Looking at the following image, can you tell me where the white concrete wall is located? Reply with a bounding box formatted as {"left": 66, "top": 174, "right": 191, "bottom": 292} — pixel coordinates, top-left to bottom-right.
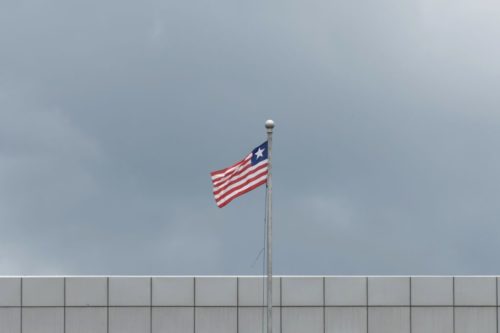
{"left": 0, "top": 276, "right": 498, "bottom": 333}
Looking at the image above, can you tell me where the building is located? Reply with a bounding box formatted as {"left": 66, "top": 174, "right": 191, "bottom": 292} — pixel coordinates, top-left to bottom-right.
{"left": 0, "top": 276, "right": 498, "bottom": 332}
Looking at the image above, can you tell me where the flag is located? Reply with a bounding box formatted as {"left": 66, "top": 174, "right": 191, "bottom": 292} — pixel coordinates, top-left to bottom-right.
{"left": 211, "top": 141, "right": 269, "bottom": 208}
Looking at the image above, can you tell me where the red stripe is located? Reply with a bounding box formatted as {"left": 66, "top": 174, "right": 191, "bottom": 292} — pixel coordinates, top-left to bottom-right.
{"left": 213, "top": 160, "right": 267, "bottom": 188}
{"left": 210, "top": 155, "right": 251, "bottom": 177}
{"left": 215, "top": 172, "right": 268, "bottom": 202}
{"left": 216, "top": 179, "right": 267, "bottom": 208}
{"left": 213, "top": 163, "right": 268, "bottom": 196}
{"left": 212, "top": 160, "right": 253, "bottom": 187}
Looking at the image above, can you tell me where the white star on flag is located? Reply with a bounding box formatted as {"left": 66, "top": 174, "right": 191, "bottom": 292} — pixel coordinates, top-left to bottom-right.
{"left": 254, "top": 147, "right": 265, "bottom": 159}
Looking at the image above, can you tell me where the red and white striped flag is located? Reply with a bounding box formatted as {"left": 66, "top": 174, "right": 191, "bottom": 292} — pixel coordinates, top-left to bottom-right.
{"left": 211, "top": 142, "right": 269, "bottom": 208}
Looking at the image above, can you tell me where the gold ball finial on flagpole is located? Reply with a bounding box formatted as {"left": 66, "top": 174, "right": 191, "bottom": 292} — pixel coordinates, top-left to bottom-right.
{"left": 265, "top": 119, "right": 275, "bottom": 130}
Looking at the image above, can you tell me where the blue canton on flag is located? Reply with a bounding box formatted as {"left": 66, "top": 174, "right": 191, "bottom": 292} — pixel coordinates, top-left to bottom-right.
{"left": 251, "top": 141, "right": 268, "bottom": 166}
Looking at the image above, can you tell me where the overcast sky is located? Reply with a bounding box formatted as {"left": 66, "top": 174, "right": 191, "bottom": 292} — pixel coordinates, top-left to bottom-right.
{"left": 1, "top": 0, "right": 500, "bottom": 275}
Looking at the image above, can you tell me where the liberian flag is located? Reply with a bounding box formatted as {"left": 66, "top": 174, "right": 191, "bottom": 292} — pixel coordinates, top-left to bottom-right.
{"left": 211, "top": 142, "right": 269, "bottom": 208}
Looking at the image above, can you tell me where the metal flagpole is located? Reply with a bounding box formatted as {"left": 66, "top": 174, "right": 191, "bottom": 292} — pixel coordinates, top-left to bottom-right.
{"left": 265, "top": 119, "right": 274, "bottom": 333}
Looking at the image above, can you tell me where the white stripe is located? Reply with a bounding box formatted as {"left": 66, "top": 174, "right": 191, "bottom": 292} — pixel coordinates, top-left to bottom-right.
{"left": 211, "top": 154, "right": 252, "bottom": 180}
{"left": 214, "top": 167, "right": 268, "bottom": 199}
{"left": 213, "top": 159, "right": 268, "bottom": 189}
{"left": 212, "top": 160, "right": 252, "bottom": 186}
{"left": 216, "top": 174, "right": 268, "bottom": 205}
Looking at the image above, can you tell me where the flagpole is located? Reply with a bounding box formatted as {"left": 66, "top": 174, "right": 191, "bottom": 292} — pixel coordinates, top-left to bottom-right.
{"left": 265, "top": 119, "right": 274, "bottom": 333}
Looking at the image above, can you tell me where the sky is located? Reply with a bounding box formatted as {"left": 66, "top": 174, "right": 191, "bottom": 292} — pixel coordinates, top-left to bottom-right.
{"left": 1, "top": 0, "right": 500, "bottom": 275}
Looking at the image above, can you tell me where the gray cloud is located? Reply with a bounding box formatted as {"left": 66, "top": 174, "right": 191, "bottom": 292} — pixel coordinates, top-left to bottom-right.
{"left": 1, "top": 0, "right": 500, "bottom": 275}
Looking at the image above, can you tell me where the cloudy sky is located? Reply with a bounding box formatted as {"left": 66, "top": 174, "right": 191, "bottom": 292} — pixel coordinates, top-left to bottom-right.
{"left": 1, "top": 0, "right": 500, "bottom": 275}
